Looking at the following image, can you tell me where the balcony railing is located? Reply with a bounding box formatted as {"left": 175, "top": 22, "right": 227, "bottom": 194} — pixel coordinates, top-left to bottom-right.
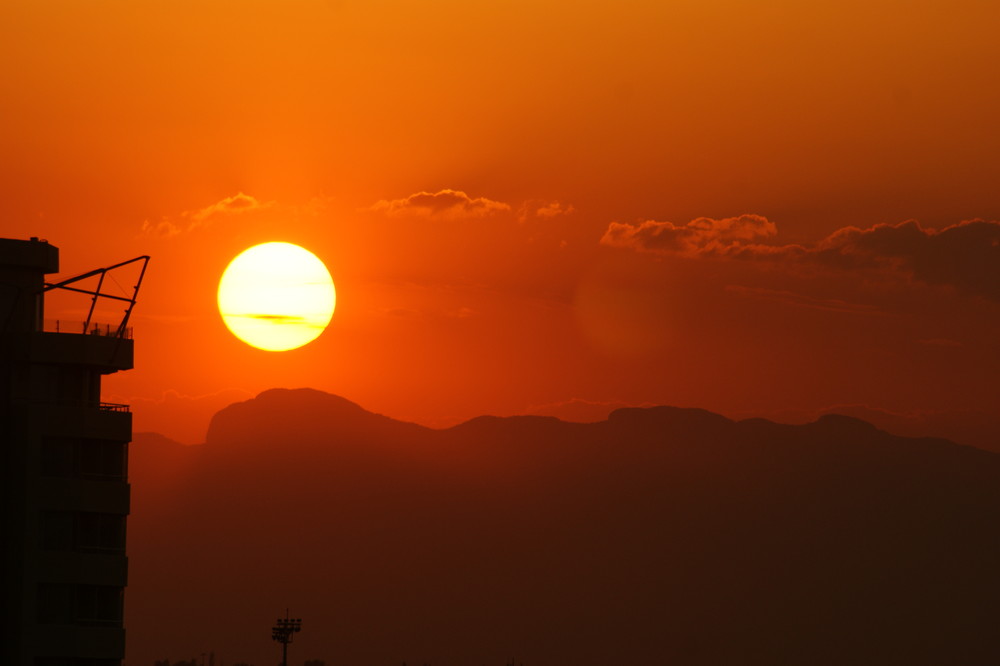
{"left": 42, "top": 320, "right": 133, "bottom": 339}
{"left": 24, "top": 399, "right": 131, "bottom": 413}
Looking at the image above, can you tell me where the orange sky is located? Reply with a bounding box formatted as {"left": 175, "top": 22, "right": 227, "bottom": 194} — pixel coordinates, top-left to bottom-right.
{"left": 2, "top": 0, "right": 998, "bottom": 445}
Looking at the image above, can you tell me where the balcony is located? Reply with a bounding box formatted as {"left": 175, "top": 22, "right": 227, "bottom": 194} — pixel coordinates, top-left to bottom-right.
{"left": 27, "top": 401, "right": 133, "bottom": 442}
{"left": 2, "top": 328, "right": 136, "bottom": 372}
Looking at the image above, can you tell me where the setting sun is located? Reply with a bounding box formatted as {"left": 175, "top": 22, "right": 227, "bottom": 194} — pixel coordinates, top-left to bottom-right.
{"left": 217, "top": 242, "right": 336, "bottom": 351}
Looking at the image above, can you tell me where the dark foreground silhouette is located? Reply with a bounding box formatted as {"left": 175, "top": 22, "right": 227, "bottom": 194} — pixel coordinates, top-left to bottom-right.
{"left": 128, "top": 389, "right": 1000, "bottom": 665}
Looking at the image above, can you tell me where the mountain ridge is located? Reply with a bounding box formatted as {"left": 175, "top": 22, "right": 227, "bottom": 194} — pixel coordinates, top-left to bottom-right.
{"left": 126, "top": 388, "right": 1000, "bottom": 666}
{"left": 194, "top": 386, "right": 967, "bottom": 449}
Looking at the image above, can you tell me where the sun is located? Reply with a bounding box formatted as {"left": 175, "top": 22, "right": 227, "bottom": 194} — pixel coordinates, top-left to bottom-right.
{"left": 217, "top": 242, "right": 336, "bottom": 351}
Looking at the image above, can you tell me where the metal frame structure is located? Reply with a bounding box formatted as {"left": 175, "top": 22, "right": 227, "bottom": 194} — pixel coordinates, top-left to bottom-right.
{"left": 42, "top": 255, "right": 150, "bottom": 339}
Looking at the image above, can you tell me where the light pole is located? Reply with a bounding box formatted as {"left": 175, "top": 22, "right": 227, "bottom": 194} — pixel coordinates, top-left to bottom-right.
{"left": 271, "top": 610, "right": 302, "bottom": 666}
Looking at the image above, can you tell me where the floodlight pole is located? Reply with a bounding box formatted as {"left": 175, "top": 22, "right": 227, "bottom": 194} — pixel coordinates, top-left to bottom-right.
{"left": 271, "top": 609, "right": 302, "bottom": 666}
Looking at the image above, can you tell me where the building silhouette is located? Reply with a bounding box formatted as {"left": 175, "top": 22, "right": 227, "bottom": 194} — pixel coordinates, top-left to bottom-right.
{"left": 1, "top": 237, "right": 147, "bottom": 666}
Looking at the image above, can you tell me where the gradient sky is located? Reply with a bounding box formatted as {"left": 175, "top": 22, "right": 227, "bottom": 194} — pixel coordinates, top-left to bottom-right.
{"left": 2, "top": 0, "right": 998, "bottom": 445}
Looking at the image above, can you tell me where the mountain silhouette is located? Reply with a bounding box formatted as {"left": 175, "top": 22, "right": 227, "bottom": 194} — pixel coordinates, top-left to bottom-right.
{"left": 127, "top": 389, "right": 1000, "bottom": 665}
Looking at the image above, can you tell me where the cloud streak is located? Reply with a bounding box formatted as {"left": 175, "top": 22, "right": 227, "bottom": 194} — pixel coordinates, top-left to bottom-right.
{"left": 725, "top": 285, "right": 885, "bottom": 315}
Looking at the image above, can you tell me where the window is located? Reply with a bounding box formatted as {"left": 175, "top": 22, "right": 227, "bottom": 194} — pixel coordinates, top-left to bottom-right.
{"left": 40, "top": 438, "right": 76, "bottom": 478}
{"left": 40, "top": 511, "right": 75, "bottom": 550}
{"left": 79, "top": 441, "right": 127, "bottom": 480}
{"left": 75, "top": 585, "right": 123, "bottom": 626}
{"left": 35, "top": 658, "right": 120, "bottom": 666}
{"left": 40, "top": 438, "right": 127, "bottom": 481}
{"left": 38, "top": 583, "right": 125, "bottom": 627}
{"left": 36, "top": 583, "right": 74, "bottom": 624}
{"left": 77, "top": 512, "right": 126, "bottom": 552}
{"left": 56, "top": 366, "right": 98, "bottom": 404}
{"left": 40, "top": 511, "right": 126, "bottom": 552}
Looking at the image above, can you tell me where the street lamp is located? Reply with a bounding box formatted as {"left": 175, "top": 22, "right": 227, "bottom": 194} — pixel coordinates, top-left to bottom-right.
{"left": 271, "top": 611, "right": 302, "bottom": 666}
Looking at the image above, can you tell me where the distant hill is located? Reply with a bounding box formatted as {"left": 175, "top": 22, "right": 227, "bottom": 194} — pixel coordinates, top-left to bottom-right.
{"left": 127, "top": 389, "right": 1000, "bottom": 666}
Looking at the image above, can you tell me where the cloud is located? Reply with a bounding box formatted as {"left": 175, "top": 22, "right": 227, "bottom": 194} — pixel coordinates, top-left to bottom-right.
{"left": 141, "top": 219, "right": 184, "bottom": 238}
{"left": 535, "top": 201, "right": 573, "bottom": 218}
{"left": 189, "top": 192, "right": 268, "bottom": 222}
{"left": 370, "top": 189, "right": 511, "bottom": 219}
{"left": 809, "top": 219, "right": 1000, "bottom": 299}
{"left": 603, "top": 215, "right": 1000, "bottom": 300}
{"left": 601, "top": 214, "right": 777, "bottom": 257}
{"left": 517, "top": 200, "right": 574, "bottom": 223}
{"left": 231, "top": 314, "right": 307, "bottom": 322}
{"left": 141, "top": 192, "right": 271, "bottom": 236}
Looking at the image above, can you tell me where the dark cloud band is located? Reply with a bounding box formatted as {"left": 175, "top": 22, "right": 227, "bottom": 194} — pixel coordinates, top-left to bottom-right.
{"left": 603, "top": 216, "right": 1000, "bottom": 300}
